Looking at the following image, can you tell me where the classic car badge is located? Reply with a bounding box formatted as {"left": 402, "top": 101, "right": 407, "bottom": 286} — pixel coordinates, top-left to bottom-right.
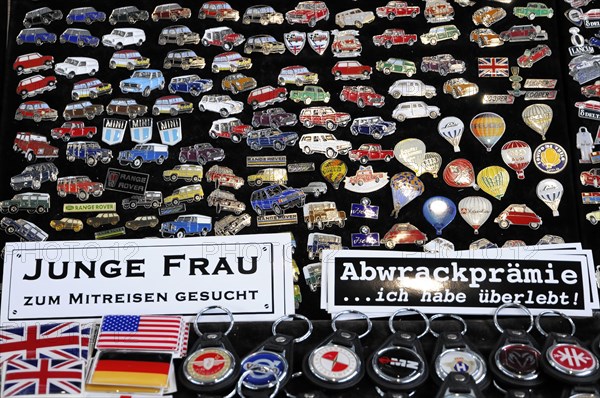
{"left": 344, "top": 165, "right": 389, "bottom": 193}
{"left": 533, "top": 142, "right": 568, "bottom": 174}
{"left": 102, "top": 118, "right": 127, "bottom": 146}
{"left": 307, "top": 30, "right": 330, "bottom": 55}
{"left": 284, "top": 31, "right": 306, "bottom": 55}
{"left": 130, "top": 117, "right": 153, "bottom": 144}
{"left": 157, "top": 117, "right": 182, "bottom": 146}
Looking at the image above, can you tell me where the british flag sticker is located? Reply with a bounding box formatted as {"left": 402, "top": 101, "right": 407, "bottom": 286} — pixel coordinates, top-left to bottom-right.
{"left": 478, "top": 57, "right": 509, "bottom": 78}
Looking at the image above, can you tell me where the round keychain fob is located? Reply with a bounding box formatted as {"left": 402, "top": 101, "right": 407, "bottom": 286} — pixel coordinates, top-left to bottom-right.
{"left": 303, "top": 310, "right": 372, "bottom": 390}
{"left": 178, "top": 306, "right": 240, "bottom": 394}
{"left": 536, "top": 311, "right": 600, "bottom": 385}
{"left": 430, "top": 314, "right": 490, "bottom": 390}
{"left": 561, "top": 385, "right": 600, "bottom": 398}
{"left": 367, "top": 308, "right": 430, "bottom": 394}
{"left": 489, "top": 303, "right": 544, "bottom": 393}
{"left": 239, "top": 314, "right": 312, "bottom": 396}
{"left": 435, "top": 372, "right": 485, "bottom": 398}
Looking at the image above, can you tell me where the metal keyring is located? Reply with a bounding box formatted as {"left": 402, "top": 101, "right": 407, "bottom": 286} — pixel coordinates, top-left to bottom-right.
{"left": 493, "top": 303, "right": 534, "bottom": 334}
{"left": 534, "top": 310, "right": 576, "bottom": 337}
{"left": 236, "top": 364, "right": 281, "bottom": 398}
{"left": 429, "top": 314, "right": 467, "bottom": 338}
{"left": 331, "top": 310, "right": 372, "bottom": 339}
{"left": 271, "top": 314, "right": 313, "bottom": 343}
{"left": 193, "top": 305, "right": 234, "bottom": 337}
{"left": 388, "top": 308, "right": 430, "bottom": 338}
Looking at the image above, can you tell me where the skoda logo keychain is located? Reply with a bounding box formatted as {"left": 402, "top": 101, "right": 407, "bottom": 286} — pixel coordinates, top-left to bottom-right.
{"left": 178, "top": 306, "right": 240, "bottom": 395}
{"left": 367, "top": 308, "right": 430, "bottom": 394}
{"left": 303, "top": 310, "right": 372, "bottom": 390}
{"left": 489, "top": 303, "right": 544, "bottom": 393}
{"left": 434, "top": 372, "right": 485, "bottom": 398}
{"left": 239, "top": 314, "right": 313, "bottom": 396}
{"left": 536, "top": 310, "right": 600, "bottom": 385}
{"left": 430, "top": 314, "right": 490, "bottom": 390}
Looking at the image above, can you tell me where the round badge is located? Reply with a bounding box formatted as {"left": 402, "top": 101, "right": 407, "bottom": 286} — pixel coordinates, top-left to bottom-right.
{"left": 547, "top": 343, "right": 599, "bottom": 377}
{"left": 494, "top": 343, "right": 541, "bottom": 380}
{"left": 533, "top": 142, "right": 568, "bottom": 174}
{"left": 435, "top": 349, "right": 486, "bottom": 384}
{"left": 183, "top": 347, "right": 235, "bottom": 386}
{"left": 308, "top": 344, "right": 360, "bottom": 384}
{"left": 372, "top": 346, "right": 425, "bottom": 384}
{"left": 240, "top": 351, "right": 287, "bottom": 390}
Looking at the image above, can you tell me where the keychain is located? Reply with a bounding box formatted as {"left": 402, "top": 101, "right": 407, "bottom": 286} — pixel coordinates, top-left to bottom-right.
{"left": 239, "top": 314, "right": 312, "bottom": 396}
{"left": 178, "top": 306, "right": 239, "bottom": 395}
{"left": 536, "top": 310, "right": 600, "bottom": 385}
{"left": 430, "top": 314, "right": 490, "bottom": 390}
{"left": 435, "top": 372, "right": 484, "bottom": 398}
{"left": 303, "top": 310, "right": 372, "bottom": 390}
{"left": 367, "top": 308, "right": 430, "bottom": 394}
{"left": 489, "top": 303, "right": 544, "bottom": 393}
{"left": 236, "top": 365, "right": 282, "bottom": 398}
{"left": 561, "top": 385, "right": 600, "bottom": 398}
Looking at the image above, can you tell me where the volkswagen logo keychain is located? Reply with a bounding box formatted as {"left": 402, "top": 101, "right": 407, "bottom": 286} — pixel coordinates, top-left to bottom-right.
{"left": 489, "top": 303, "right": 544, "bottom": 394}
{"left": 536, "top": 311, "right": 600, "bottom": 385}
{"left": 303, "top": 309, "right": 372, "bottom": 390}
{"left": 239, "top": 314, "right": 313, "bottom": 396}
{"left": 367, "top": 308, "right": 430, "bottom": 395}
{"left": 429, "top": 314, "right": 490, "bottom": 390}
{"left": 178, "top": 306, "right": 240, "bottom": 395}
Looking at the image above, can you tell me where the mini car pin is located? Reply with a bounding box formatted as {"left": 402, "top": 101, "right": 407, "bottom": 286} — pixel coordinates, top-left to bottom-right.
{"left": 16, "top": 28, "right": 57, "bottom": 45}
{"left": 389, "top": 79, "right": 436, "bottom": 99}
{"left": 351, "top": 226, "right": 380, "bottom": 247}
{"left": 421, "top": 24, "right": 460, "bottom": 44}
{"left": 209, "top": 118, "right": 251, "bottom": 143}
{"left": 16, "top": 75, "right": 56, "bottom": 99}
{"left": 423, "top": 237, "right": 455, "bottom": 253}
{"left": 278, "top": 65, "right": 319, "bottom": 86}
{"left": 373, "top": 29, "right": 417, "bottom": 47}
{"left": 23, "top": 7, "right": 63, "bottom": 28}
{"left": 470, "top": 28, "right": 504, "bottom": 48}
{"left": 13, "top": 132, "right": 58, "bottom": 162}
{"left": 308, "top": 30, "right": 330, "bottom": 55}
{"left": 393, "top": 101, "right": 441, "bottom": 122}
{"left": 500, "top": 24, "right": 548, "bottom": 42}
{"left": 518, "top": 45, "right": 552, "bottom": 68}
{"left": 344, "top": 166, "right": 389, "bottom": 193}
{"left": 285, "top": 1, "right": 330, "bottom": 27}
{"left": 350, "top": 198, "right": 379, "bottom": 219}
{"left": 533, "top": 142, "right": 568, "bottom": 173}
{"left": 201, "top": 27, "right": 244, "bottom": 51}
{"left": 421, "top": 54, "right": 466, "bottom": 75}
{"left": 108, "top": 6, "right": 149, "bottom": 25}
{"left": 198, "top": 2, "right": 239, "bottom": 21}
{"left": 120, "top": 69, "right": 165, "bottom": 97}
{"left": 340, "top": 86, "right": 385, "bottom": 108}
{"left": 331, "top": 60, "right": 372, "bottom": 81}
{"left": 331, "top": 30, "right": 362, "bottom": 57}
{"left": 60, "top": 28, "right": 100, "bottom": 47}
{"left": 290, "top": 85, "right": 330, "bottom": 105}
{"left": 376, "top": 57, "right": 417, "bottom": 77}
{"left": 221, "top": 74, "right": 257, "bottom": 95}
{"left": 443, "top": 78, "right": 479, "bottom": 98}
{"left": 284, "top": 31, "right": 307, "bottom": 55}
{"left": 494, "top": 204, "right": 542, "bottom": 229}
{"left": 514, "top": 2, "right": 554, "bottom": 19}
{"left": 13, "top": 53, "right": 54, "bottom": 75}
{"left": 102, "top": 28, "right": 145, "bottom": 49}
{"left": 424, "top": 0, "right": 455, "bottom": 23}
{"left": 472, "top": 6, "right": 506, "bottom": 27}
{"left": 336, "top": 8, "right": 375, "bottom": 28}
{"left": 470, "top": 238, "right": 498, "bottom": 250}
{"left": 199, "top": 94, "right": 243, "bottom": 117}
{"left": 165, "top": 49, "right": 206, "bottom": 70}
{"left": 109, "top": 50, "right": 150, "bottom": 70}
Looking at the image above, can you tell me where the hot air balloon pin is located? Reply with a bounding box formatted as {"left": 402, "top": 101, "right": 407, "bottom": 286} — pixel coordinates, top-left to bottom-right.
{"left": 394, "top": 138, "right": 426, "bottom": 174}
{"left": 423, "top": 196, "right": 456, "bottom": 235}
{"left": 477, "top": 166, "right": 510, "bottom": 200}
{"left": 501, "top": 140, "right": 532, "bottom": 179}
{"left": 443, "top": 159, "right": 479, "bottom": 190}
{"left": 389, "top": 172, "right": 424, "bottom": 217}
{"left": 458, "top": 196, "right": 493, "bottom": 234}
{"left": 533, "top": 142, "right": 568, "bottom": 174}
{"left": 320, "top": 159, "right": 348, "bottom": 189}
{"left": 470, "top": 112, "right": 506, "bottom": 152}
{"left": 522, "top": 104, "right": 553, "bottom": 140}
{"left": 438, "top": 116, "right": 464, "bottom": 152}
{"left": 536, "top": 178, "right": 564, "bottom": 217}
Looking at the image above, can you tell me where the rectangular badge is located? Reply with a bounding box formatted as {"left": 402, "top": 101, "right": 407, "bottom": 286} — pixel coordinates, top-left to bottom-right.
{"left": 1, "top": 234, "right": 294, "bottom": 323}
{"left": 524, "top": 79, "right": 557, "bottom": 89}
{"left": 158, "top": 203, "right": 187, "bottom": 216}
{"left": 63, "top": 203, "right": 117, "bottom": 213}
{"left": 104, "top": 168, "right": 149, "bottom": 195}
{"left": 582, "top": 192, "right": 600, "bottom": 204}
{"left": 478, "top": 57, "right": 509, "bottom": 78}
{"left": 482, "top": 94, "right": 515, "bottom": 104}
{"left": 524, "top": 91, "right": 557, "bottom": 100}
{"left": 350, "top": 203, "right": 380, "bottom": 219}
{"left": 257, "top": 214, "right": 298, "bottom": 227}
{"left": 246, "top": 156, "right": 287, "bottom": 168}
{"left": 351, "top": 233, "right": 380, "bottom": 247}
{"left": 287, "top": 162, "right": 315, "bottom": 173}
{"left": 95, "top": 227, "right": 126, "bottom": 240}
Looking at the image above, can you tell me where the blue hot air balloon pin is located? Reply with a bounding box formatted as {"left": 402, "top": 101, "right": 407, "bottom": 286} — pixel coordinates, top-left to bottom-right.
{"left": 390, "top": 172, "right": 424, "bottom": 218}
{"left": 423, "top": 196, "right": 456, "bottom": 235}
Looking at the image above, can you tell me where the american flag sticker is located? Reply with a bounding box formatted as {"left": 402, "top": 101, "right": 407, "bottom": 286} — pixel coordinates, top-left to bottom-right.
{"left": 478, "top": 57, "right": 509, "bottom": 78}
{"left": 1, "top": 358, "right": 84, "bottom": 397}
{"left": 95, "top": 315, "right": 184, "bottom": 353}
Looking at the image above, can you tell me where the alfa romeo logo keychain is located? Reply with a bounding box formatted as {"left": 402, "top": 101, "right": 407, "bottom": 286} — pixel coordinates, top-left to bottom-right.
{"left": 178, "top": 306, "right": 239, "bottom": 395}
{"left": 489, "top": 303, "right": 544, "bottom": 394}
{"left": 536, "top": 310, "right": 600, "bottom": 385}
{"left": 239, "top": 314, "right": 313, "bottom": 396}
{"left": 303, "top": 310, "right": 372, "bottom": 390}
{"left": 367, "top": 308, "right": 430, "bottom": 394}
{"left": 430, "top": 314, "right": 490, "bottom": 390}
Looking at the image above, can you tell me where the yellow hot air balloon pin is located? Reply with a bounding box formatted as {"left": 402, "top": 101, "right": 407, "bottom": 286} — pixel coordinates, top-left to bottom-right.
{"left": 533, "top": 142, "right": 568, "bottom": 174}
{"left": 476, "top": 166, "right": 510, "bottom": 200}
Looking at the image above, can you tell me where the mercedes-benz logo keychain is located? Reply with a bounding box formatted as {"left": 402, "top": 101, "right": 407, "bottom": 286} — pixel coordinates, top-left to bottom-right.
{"left": 303, "top": 309, "right": 372, "bottom": 390}
{"left": 367, "top": 308, "right": 430, "bottom": 395}
{"left": 178, "top": 306, "right": 240, "bottom": 395}
{"left": 430, "top": 314, "right": 490, "bottom": 390}
{"left": 536, "top": 310, "right": 600, "bottom": 385}
{"left": 489, "top": 303, "right": 544, "bottom": 394}
{"left": 239, "top": 314, "right": 313, "bottom": 396}
{"left": 435, "top": 372, "right": 484, "bottom": 398}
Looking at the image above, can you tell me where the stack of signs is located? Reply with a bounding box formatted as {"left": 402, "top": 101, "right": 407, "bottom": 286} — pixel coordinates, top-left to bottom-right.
{"left": 0, "top": 322, "right": 95, "bottom": 397}
{"left": 86, "top": 315, "right": 188, "bottom": 395}
{"left": 320, "top": 243, "right": 598, "bottom": 318}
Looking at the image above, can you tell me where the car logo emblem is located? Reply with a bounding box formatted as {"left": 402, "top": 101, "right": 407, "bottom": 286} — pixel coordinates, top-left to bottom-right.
{"left": 157, "top": 118, "right": 182, "bottom": 146}
{"left": 495, "top": 343, "right": 541, "bottom": 379}
{"left": 283, "top": 31, "right": 306, "bottom": 56}
{"left": 307, "top": 30, "right": 330, "bottom": 55}
{"left": 533, "top": 142, "right": 568, "bottom": 174}
{"left": 548, "top": 343, "right": 599, "bottom": 376}
{"left": 372, "top": 347, "right": 425, "bottom": 384}
{"left": 240, "top": 351, "right": 287, "bottom": 389}
{"left": 102, "top": 118, "right": 128, "bottom": 146}
{"left": 184, "top": 347, "right": 235, "bottom": 385}
{"left": 308, "top": 344, "right": 360, "bottom": 383}
{"left": 436, "top": 349, "right": 486, "bottom": 384}
{"left": 130, "top": 118, "right": 153, "bottom": 144}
